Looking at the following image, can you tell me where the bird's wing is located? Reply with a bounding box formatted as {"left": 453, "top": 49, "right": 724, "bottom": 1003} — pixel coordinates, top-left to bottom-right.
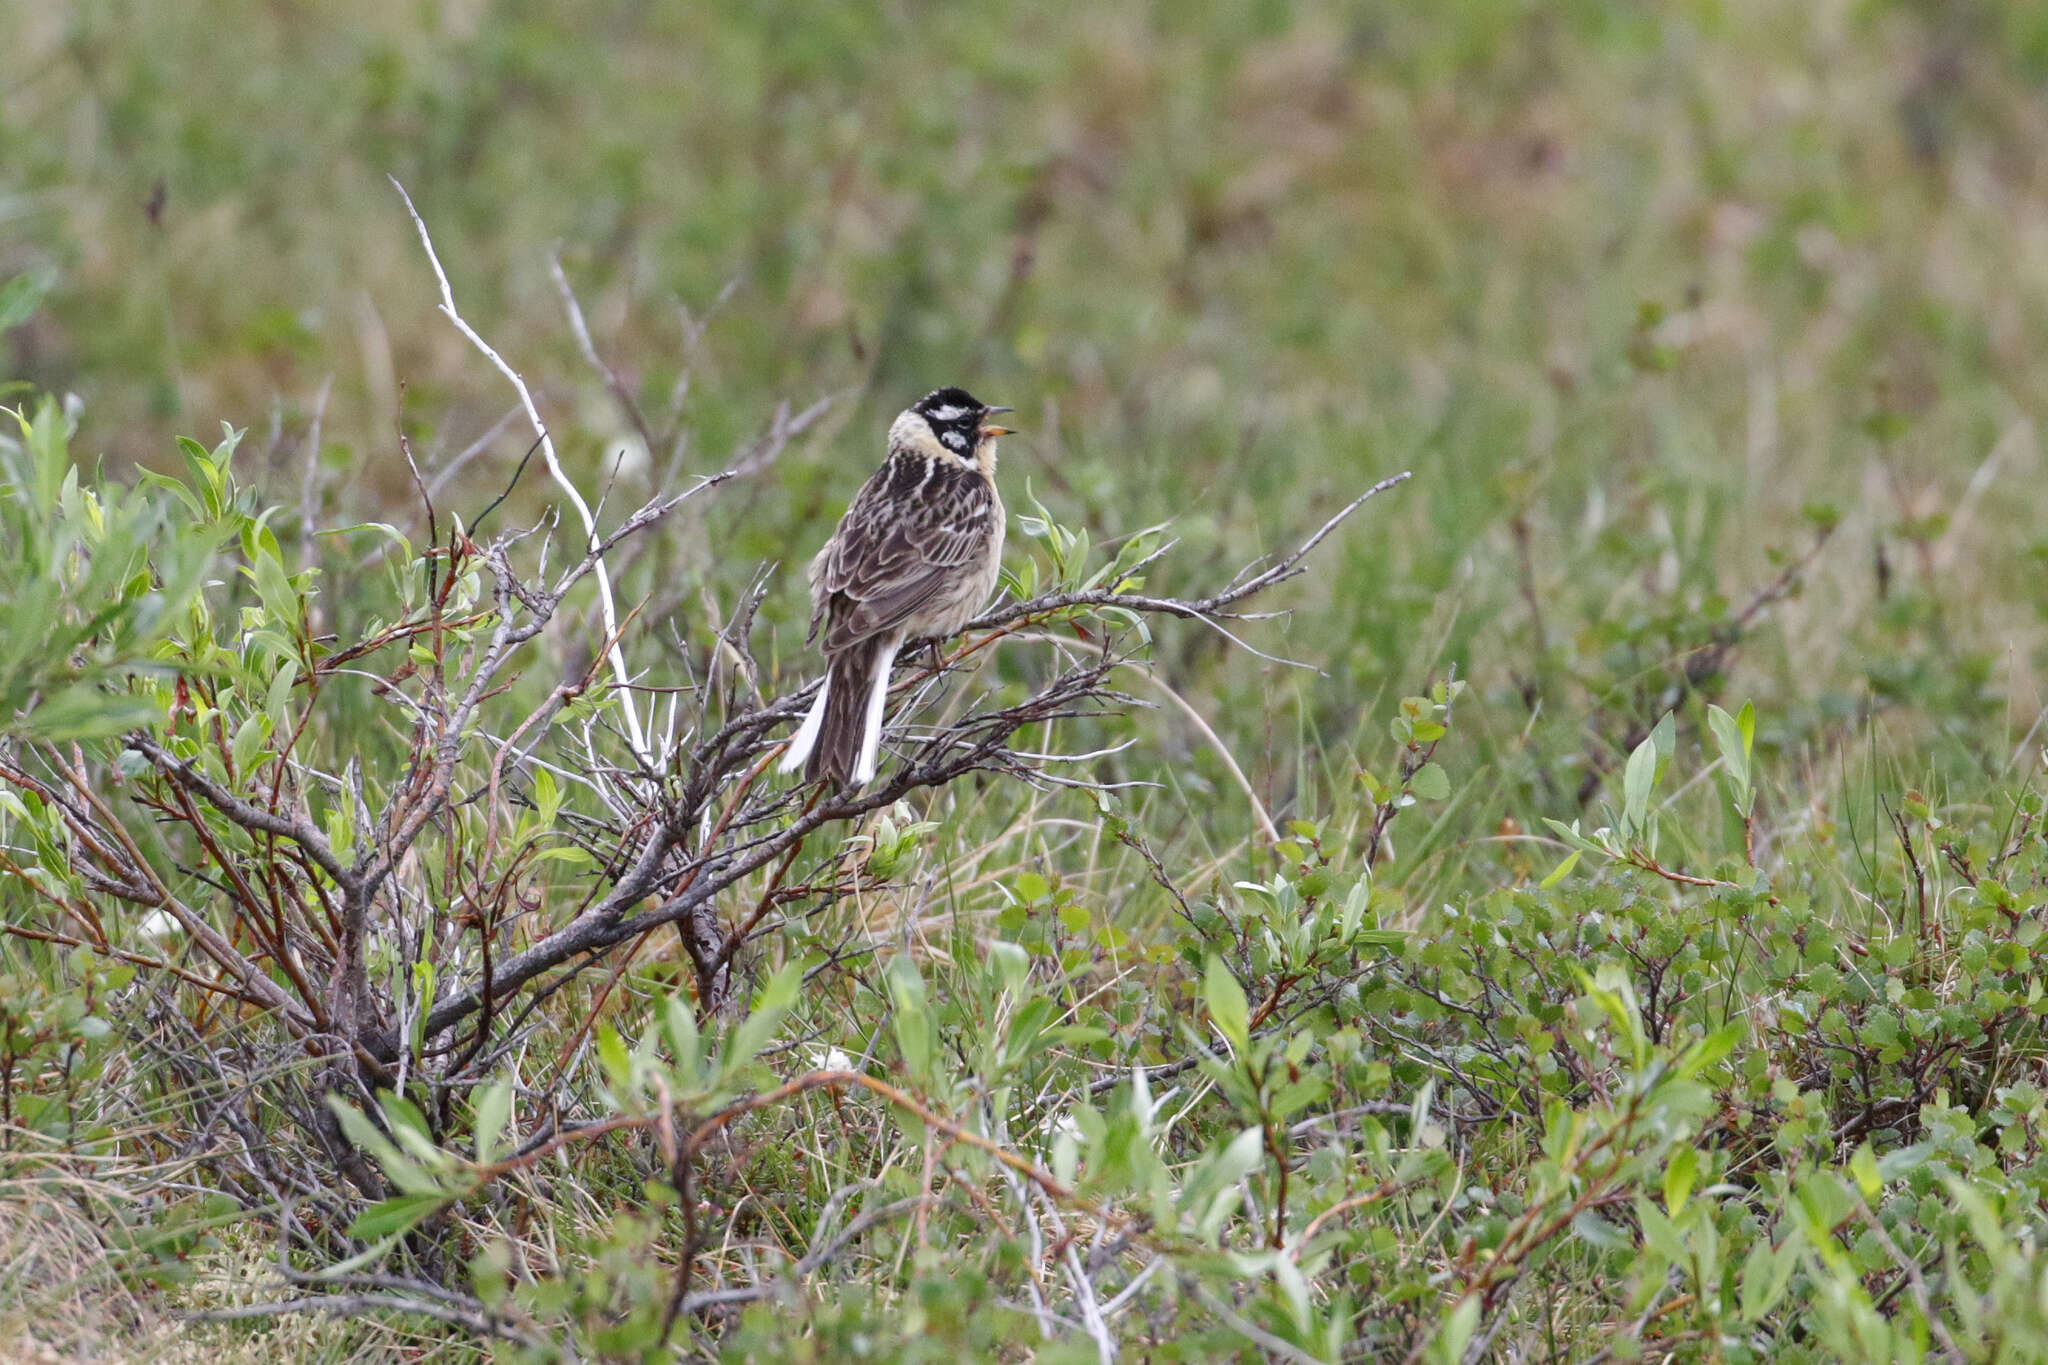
{"left": 814, "top": 457, "right": 993, "bottom": 653}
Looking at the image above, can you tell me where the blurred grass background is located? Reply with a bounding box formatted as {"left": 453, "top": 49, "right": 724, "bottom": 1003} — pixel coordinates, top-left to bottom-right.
{"left": 4, "top": 0, "right": 2048, "bottom": 826}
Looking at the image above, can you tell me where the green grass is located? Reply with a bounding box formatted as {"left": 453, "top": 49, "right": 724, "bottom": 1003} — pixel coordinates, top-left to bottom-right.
{"left": 4, "top": 0, "right": 2048, "bottom": 1360}
{"left": 10, "top": 0, "right": 2045, "bottom": 786}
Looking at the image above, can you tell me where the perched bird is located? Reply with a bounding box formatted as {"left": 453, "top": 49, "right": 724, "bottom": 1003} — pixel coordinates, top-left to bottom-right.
{"left": 780, "top": 387, "right": 1013, "bottom": 787}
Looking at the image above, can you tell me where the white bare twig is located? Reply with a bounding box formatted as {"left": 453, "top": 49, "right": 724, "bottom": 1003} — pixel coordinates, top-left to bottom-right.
{"left": 1099, "top": 1255, "right": 1166, "bottom": 1318}
{"left": 390, "top": 176, "right": 651, "bottom": 767}
{"left": 1061, "top": 1227, "right": 1116, "bottom": 1363}
{"left": 1001, "top": 1165, "right": 1059, "bottom": 1341}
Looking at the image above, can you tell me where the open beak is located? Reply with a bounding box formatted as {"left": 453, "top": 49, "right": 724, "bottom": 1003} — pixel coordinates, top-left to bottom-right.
{"left": 979, "top": 405, "right": 1017, "bottom": 438}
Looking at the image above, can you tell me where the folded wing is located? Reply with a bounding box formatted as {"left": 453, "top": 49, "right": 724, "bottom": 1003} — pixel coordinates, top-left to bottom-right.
{"left": 812, "top": 461, "right": 995, "bottom": 652}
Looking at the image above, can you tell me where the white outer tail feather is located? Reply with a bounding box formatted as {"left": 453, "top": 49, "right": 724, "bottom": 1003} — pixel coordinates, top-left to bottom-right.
{"left": 853, "top": 640, "right": 900, "bottom": 784}
{"left": 778, "top": 673, "right": 831, "bottom": 774}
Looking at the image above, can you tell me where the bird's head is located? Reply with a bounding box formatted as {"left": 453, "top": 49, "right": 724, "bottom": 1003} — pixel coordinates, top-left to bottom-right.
{"left": 889, "top": 387, "right": 1014, "bottom": 466}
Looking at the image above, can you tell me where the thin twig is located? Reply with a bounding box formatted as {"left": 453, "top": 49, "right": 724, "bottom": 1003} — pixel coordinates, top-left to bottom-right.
{"left": 391, "top": 175, "right": 652, "bottom": 766}
{"left": 182, "top": 1293, "right": 538, "bottom": 1345}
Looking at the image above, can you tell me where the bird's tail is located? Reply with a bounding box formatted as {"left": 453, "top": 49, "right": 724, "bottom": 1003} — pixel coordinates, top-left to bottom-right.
{"left": 778, "top": 638, "right": 900, "bottom": 786}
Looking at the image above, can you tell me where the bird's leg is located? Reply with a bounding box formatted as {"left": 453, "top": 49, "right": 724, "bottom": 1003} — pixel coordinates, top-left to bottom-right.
{"left": 920, "top": 638, "right": 945, "bottom": 674}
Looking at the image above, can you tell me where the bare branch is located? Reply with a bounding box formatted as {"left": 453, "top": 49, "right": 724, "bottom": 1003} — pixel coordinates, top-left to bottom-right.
{"left": 391, "top": 174, "right": 653, "bottom": 766}
{"left": 403, "top": 473, "right": 1407, "bottom": 1039}
{"left": 969, "top": 471, "right": 1410, "bottom": 634}
{"left": 182, "top": 1292, "right": 538, "bottom": 1346}
{"left": 127, "top": 734, "right": 356, "bottom": 897}
{"left": 416, "top": 661, "right": 1113, "bottom": 1040}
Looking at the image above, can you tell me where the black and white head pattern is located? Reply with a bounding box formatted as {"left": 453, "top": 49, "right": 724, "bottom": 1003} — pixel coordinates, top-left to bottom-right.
{"left": 911, "top": 387, "right": 990, "bottom": 458}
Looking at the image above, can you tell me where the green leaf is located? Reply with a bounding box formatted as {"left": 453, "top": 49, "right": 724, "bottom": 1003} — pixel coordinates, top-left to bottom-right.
{"left": 380, "top": 1093, "right": 440, "bottom": 1164}
{"left": 317, "top": 521, "right": 411, "bottom": 554}
{"left": 230, "top": 713, "right": 269, "bottom": 779}
{"left": 1943, "top": 1176, "right": 2011, "bottom": 1261}
{"left": 326, "top": 1096, "right": 398, "bottom": 1166}
{"left": 177, "top": 436, "right": 224, "bottom": 518}
{"left": 1622, "top": 728, "right": 1659, "bottom": 832}
{"left": 1577, "top": 968, "right": 1647, "bottom": 1069}
{"left": 1409, "top": 762, "right": 1451, "bottom": 801}
{"left": 1649, "top": 709, "right": 1676, "bottom": 763}
{"left": 596, "top": 1023, "right": 631, "bottom": 1090}
{"left": 472, "top": 1081, "right": 512, "bottom": 1166}
{"left": 1539, "top": 848, "right": 1582, "bottom": 889}
{"left": 1204, "top": 956, "right": 1250, "bottom": 1053}
{"left": 249, "top": 548, "right": 303, "bottom": 634}
{"left": 532, "top": 766, "right": 560, "bottom": 828}
{"left": 1706, "top": 702, "right": 1753, "bottom": 812}
{"left": 348, "top": 1192, "right": 448, "bottom": 1240}
{"left": 264, "top": 658, "right": 300, "bottom": 734}
{"left": 1196, "top": 1126, "right": 1266, "bottom": 1236}
{"left": 1636, "top": 1198, "right": 1687, "bottom": 1263}
{"left": 1432, "top": 1297, "right": 1480, "bottom": 1365}
{"left": 324, "top": 1096, "right": 440, "bottom": 1195}
{"left": 1740, "top": 1233, "right": 1801, "bottom": 1322}
{"left": 1704, "top": 703, "right": 1743, "bottom": 771}
{"left": 1673, "top": 1022, "right": 1742, "bottom": 1080}
{"left": 721, "top": 960, "right": 802, "bottom": 1079}
{"left": 1664, "top": 1144, "right": 1699, "bottom": 1217}
{"left": 1543, "top": 818, "right": 1605, "bottom": 856}
{"left": 0, "top": 269, "right": 55, "bottom": 333}
{"left": 1877, "top": 1141, "right": 1933, "bottom": 1183}
{"left": 885, "top": 956, "right": 932, "bottom": 1081}
{"left": 988, "top": 940, "right": 1030, "bottom": 996}
{"left": 664, "top": 994, "right": 702, "bottom": 1074}
{"left": 1571, "top": 1210, "right": 1632, "bottom": 1251}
